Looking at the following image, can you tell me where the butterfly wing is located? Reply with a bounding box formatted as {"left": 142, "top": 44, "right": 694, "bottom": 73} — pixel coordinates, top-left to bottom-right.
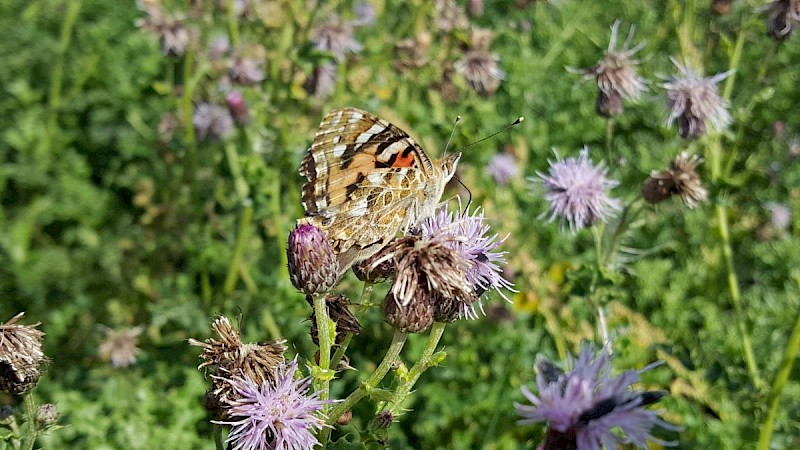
{"left": 300, "top": 108, "right": 438, "bottom": 272}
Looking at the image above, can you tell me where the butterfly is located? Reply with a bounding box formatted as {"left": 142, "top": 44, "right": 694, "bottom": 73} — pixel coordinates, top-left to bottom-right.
{"left": 299, "top": 107, "right": 461, "bottom": 278}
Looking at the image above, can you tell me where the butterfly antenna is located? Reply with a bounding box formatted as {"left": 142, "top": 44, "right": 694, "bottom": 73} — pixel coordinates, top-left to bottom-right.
{"left": 443, "top": 115, "right": 462, "bottom": 155}
{"left": 457, "top": 117, "right": 524, "bottom": 152}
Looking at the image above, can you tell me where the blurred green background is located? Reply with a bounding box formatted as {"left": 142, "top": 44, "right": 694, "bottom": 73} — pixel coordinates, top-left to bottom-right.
{"left": 1, "top": 0, "right": 799, "bottom": 448}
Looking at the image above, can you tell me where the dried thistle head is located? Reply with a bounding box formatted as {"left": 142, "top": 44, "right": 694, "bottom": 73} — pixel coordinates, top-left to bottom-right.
{"left": 570, "top": 20, "right": 646, "bottom": 117}
{"left": 764, "top": 0, "right": 800, "bottom": 41}
{"left": 353, "top": 244, "right": 396, "bottom": 283}
{"left": 434, "top": 0, "right": 469, "bottom": 32}
{"left": 308, "top": 294, "right": 361, "bottom": 345}
{"left": 383, "top": 290, "right": 435, "bottom": 333}
{"left": 641, "top": 152, "right": 707, "bottom": 208}
{"left": 98, "top": 326, "right": 144, "bottom": 369}
{"left": 0, "top": 313, "right": 46, "bottom": 395}
{"left": 189, "top": 315, "right": 287, "bottom": 418}
{"left": 662, "top": 59, "right": 732, "bottom": 140}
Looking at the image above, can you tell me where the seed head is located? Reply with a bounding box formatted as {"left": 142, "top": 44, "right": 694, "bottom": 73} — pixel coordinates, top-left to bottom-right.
{"left": 763, "top": 0, "right": 800, "bottom": 41}
{"left": 455, "top": 50, "right": 505, "bottom": 96}
{"left": 533, "top": 148, "right": 621, "bottom": 231}
{"left": 434, "top": 0, "right": 469, "bottom": 32}
{"left": 135, "top": 4, "right": 191, "bottom": 57}
{"left": 570, "top": 21, "right": 646, "bottom": 117}
{"left": 0, "top": 313, "right": 46, "bottom": 395}
{"left": 662, "top": 58, "right": 732, "bottom": 140}
{"left": 311, "top": 17, "right": 363, "bottom": 62}
{"left": 383, "top": 290, "right": 435, "bottom": 333}
{"left": 641, "top": 152, "right": 707, "bottom": 208}
{"left": 287, "top": 222, "right": 340, "bottom": 295}
{"left": 98, "top": 325, "right": 143, "bottom": 369}
{"left": 189, "top": 315, "right": 287, "bottom": 418}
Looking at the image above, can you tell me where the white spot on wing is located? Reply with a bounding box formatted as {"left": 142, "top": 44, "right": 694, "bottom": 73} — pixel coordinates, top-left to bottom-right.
{"left": 367, "top": 172, "right": 384, "bottom": 185}
{"left": 348, "top": 112, "right": 363, "bottom": 123}
{"left": 346, "top": 197, "right": 369, "bottom": 217}
{"left": 333, "top": 144, "right": 347, "bottom": 157}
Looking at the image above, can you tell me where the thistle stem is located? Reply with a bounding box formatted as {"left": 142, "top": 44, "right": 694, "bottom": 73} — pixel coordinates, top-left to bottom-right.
{"left": 321, "top": 331, "right": 408, "bottom": 435}
{"left": 388, "top": 322, "right": 447, "bottom": 415}
{"left": 716, "top": 205, "right": 761, "bottom": 386}
{"left": 21, "top": 392, "right": 37, "bottom": 450}
{"left": 223, "top": 201, "right": 253, "bottom": 295}
{"left": 213, "top": 423, "right": 225, "bottom": 450}
{"left": 756, "top": 282, "right": 800, "bottom": 450}
{"left": 313, "top": 292, "right": 334, "bottom": 401}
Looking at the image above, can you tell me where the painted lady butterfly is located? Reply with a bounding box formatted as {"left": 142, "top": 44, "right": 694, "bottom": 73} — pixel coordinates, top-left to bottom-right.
{"left": 300, "top": 107, "right": 461, "bottom": 278}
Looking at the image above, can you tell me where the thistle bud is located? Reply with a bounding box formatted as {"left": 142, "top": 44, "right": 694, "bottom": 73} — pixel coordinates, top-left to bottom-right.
{"left": 225, "top": 91, "right": 250, "bottom": 124}
{"left": 37, "top": 403, "right": 59, "bottom": 427}
{"left": 374, "top": 410, "right": 394, "bottom": 428}
{"left": 287, "top": 223, "right": 339, "bottom": 295}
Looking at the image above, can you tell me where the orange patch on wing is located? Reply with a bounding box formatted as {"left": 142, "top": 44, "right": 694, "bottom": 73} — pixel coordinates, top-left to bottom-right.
{"left": 392, "top": 151, "right": 415, "bottom": 168}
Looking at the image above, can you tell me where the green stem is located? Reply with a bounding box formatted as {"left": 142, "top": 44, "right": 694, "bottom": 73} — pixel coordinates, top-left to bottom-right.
{"left": 181, "top": 46, "right": 197, "bottom": 182}
{"left": 213, "top": 422, "right": 225, "bottom": 450}
{"left": 20, "top": 392, "right": 37, "bottom": 450}
{"left": 388, "top": 322, "right": 447, "bottom": 415}
{"left": 716, "top": 205, "right": 761, "bottom": 386}
{"left": 756, "top": 279, "right": 800, "bottom": 450}
{"left": 225, "top": 0, "right": 240, "bottom": 46}
{"left": 223, "top": 201, "right": 254, "bottom": 294}
{"left": 604, "top": 118, "right": 614, "bottom": 166}
{"left": 313, "top": 293, "right": 334, "bottom": 401}
{"left": 323, "top": 331, "right": 408, "bottom": 429}
{"left": 46, "top": 0, "right": 82, "bottom": 148}
{"left": 330, "top": 333, "right": 353, "bottom": 370}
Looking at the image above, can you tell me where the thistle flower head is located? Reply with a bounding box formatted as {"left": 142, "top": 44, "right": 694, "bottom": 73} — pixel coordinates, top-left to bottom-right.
{"left": 533, "top": 148, "right": 621, "bottom": 231}
{"left": 311, "top": 17, "right": 363, "bottom": 62}
{"left": 763, "top": 0, "right": 800, "bottom": 41}
{"left": 230, "top": 54, "right": 265, "bottom": 85}
{"left": 642, "top": 152, "right": 707, "bottom": 208}
{"left": 287, "top": 222, "right": 340, "bottom": 295}
{"left": 515, "top": 344, "right": 675, "bottom": 450}
{"left": 0, "top": 313, "right": 46, "bottom": 395}
{"left": 98, "top": 325, "right": 143, "bottom": 369}
{"left": 570, "top": 20, "right": 646, "bottom": 117}
{"left": 662, "top": 58, "right": 732, "bottom": 140}
{"left": 304, "top": 63, "right": 338, "bottom": 99}
{"left": 226, "top": 91, "right": 250, "bottom": 124}
{"left": 193, "top": 103, "right": 234, "bottom": 141}
{"left": 214, "top": 359, "right": 331, "bottom": 450}
{"left": 434, "top": 0, "right": 469, "bottom": 32}
{"left": 455, "top": 50, "right": 505, "bottom": 96}
{"left": 135, "top": 4, "right": 191, "bottom": 57}
{"left": 486, "top": 153, "right": 520, "bottom": 186}
{"left": 189, "top": 315, "right": 287, "bottom": 418}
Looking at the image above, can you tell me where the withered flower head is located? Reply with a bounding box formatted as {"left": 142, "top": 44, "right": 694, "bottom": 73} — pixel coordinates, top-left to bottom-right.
{"left": 395, "top": 32, "right": 432, "bottom": 72}
{"left": 98, "top": 325, "right": 143, "bottom": 369}
{"left": 641, "top": 152, "right": 707, "bottom": 208}
{"left": 308, "top": 294, "right": 361, "bottom": 345}
{"left": 353, "top": 244, "right": 396, "bottom": 283}
{"left": 662, "top": 58, "right": 732, "bottom": 140}
{"left": 455, "top": 49, "right": 505, "bottom": 96}
{"left": 0, "top": 313, "right": 46, "bottom": 395}
{"left": 711, "top": 0, "right": 734, "bottom": 16}
{"left": 230, "top": 54, "right": 265, "bottom": 86}
{"left": 304, "top": 62, "right": 338, "bottom": 99}
{"left": 383, "top": 290, "right": 436, "bottom": 333}
{"left": 311, "top": 17, "right": 363, "bottom": 62}
{"left": 435, "top": 0, "right": 469, "bottom": 32}
{"left": 135, "top": 4, "right": 191, "bottom": 57}
{"left": 287, "top": 222, "right": 340, "bottom": 295}
{"left": 570, "top": 20, "right": 646, "bottom": 117}
{"left": 189, "top": 315, "right": 287, "bottom": 418}
{"left": 763, "top": 0, "right": 800, "bottom": 40}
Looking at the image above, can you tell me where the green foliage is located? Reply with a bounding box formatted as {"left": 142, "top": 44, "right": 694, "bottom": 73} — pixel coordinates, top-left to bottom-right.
{"left": 1, "top": 0, "right": 799, "bottom": 449}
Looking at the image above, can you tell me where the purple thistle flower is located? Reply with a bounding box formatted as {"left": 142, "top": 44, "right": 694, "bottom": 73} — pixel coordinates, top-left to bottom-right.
{"left": 515, "top": 344, "right": 676, "bottom": 450}
{"left": 193, "top": 103, "right": 234, "bottom": 141}
{"left": 353, "top": 1, "right": 377, "bottom": 27}
{"left": 486, "top": 153, "right": 520, "bottom": 186}
{"left": 662, "top": 58, "right": 732, "bottom": 140}
{"left": 533, "top": 148, "right": 621, "bottom": 231}
{"left": 214, "top": 359, "right": 331, "bottom": 450}
{"left": 419, "top": 205, "right": 514, "bottom": 319}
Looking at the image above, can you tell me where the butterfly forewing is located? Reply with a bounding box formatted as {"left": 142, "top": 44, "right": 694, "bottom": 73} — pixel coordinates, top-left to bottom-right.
{"left": 300, "top": 107, "right": 457, "bottom": 276}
